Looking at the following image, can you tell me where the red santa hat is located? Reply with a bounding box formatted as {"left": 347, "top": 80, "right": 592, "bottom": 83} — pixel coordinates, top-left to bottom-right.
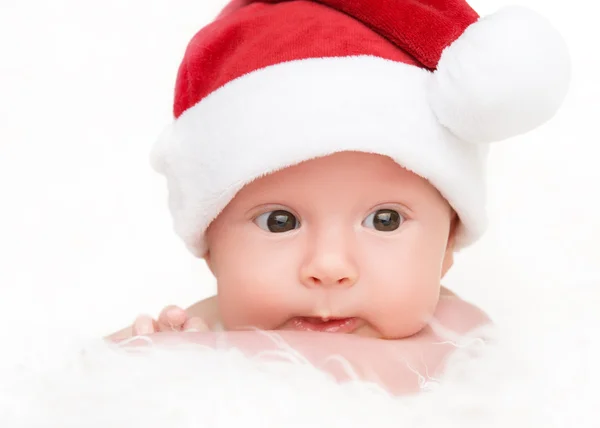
{"left": 151, "top": 0, "right": 570, "bottom": 258}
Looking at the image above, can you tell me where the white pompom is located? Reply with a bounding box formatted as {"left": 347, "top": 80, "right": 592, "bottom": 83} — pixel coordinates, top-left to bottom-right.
{"left": 429, "top": 6, "right": 571, "bottom": 144}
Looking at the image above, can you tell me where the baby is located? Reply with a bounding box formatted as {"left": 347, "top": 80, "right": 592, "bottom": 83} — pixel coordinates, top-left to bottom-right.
{"left": 112, "top": 151, "right": 493, "bottom": 395}
{"left": 113, "top": 151, "right": 490, "bottom": 338}
{"left": 110, "top": 0, "right": 569, "bottom": 393}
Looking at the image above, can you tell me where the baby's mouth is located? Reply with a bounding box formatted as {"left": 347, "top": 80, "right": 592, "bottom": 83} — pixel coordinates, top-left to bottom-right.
{"left": 287, "top": 316, "right": 360, "bottom": 334}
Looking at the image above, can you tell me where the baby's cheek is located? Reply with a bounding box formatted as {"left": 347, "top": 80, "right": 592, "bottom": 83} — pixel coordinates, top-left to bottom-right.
{"left": 217, "top": 270, "right": 300, "bottom": 330}
{"left": 367, "top": 268, "right": 441, "bottom": 338}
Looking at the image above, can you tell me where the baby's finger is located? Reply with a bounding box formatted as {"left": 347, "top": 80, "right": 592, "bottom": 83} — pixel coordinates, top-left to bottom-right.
{"left": 183, "top": 317, "right": 210, "bottom": 332}
{"left": 157, "top": 305, "right": 188, "bottom": 331}
{"left": 132, "top": 315, "right": 157, "bottom": 336}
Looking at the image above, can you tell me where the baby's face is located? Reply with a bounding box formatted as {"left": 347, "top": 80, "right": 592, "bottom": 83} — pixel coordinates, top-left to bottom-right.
{"left": 205, "top": 151, "right": 456, "bottom": 339}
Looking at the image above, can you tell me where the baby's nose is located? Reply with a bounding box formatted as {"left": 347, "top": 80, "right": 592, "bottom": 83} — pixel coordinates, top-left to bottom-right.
{"left": 300, "top": 252, "right": 358, "bottom": 289}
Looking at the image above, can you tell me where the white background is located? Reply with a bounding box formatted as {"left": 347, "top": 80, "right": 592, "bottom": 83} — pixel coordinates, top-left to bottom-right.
{"left": 0, "top": 0, "right": 598, "bottom": 343}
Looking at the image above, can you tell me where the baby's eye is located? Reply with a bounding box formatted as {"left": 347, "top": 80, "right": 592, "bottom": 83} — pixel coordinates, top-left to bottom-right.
{"left": 255, "top": 210, "right": 300, "bottom": 233}
{"left": 363, "top": 209, "right": 403, "bottom": 232}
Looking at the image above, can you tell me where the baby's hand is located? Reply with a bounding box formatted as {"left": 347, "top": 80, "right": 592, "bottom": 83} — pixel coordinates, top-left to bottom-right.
{"left": 132, "top": 305, "right": 209, "bottom": 336}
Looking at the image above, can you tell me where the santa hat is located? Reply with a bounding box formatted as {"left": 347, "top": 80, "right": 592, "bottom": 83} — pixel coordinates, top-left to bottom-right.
{"left": 151, "top": 0, "right": 570, "bottom": 258}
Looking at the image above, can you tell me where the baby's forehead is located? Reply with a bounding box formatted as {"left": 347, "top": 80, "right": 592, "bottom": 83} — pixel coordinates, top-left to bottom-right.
{"left": 230, "top": 152, "right": 442, "bottom": 207}
{"left": 255, "top": 152, "right": 419, "bottom": 183}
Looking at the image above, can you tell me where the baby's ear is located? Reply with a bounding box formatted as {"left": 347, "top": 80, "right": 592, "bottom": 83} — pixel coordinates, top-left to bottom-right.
{"left": 441, "top": 212, "right": 459, "bottom": 277}
{"left": 203, "top": 250, "right": 216, "bottom": 275}
{"left": 447, "top": 211, "right": 460, "bottom": 250}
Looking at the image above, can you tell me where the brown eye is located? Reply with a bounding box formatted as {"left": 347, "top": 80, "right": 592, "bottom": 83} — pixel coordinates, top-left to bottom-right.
{"left": 363, "top": 209, "right": 403, "bottom": 232}
{"left": 255, "top": 210, "right": 299, "bottom": 233}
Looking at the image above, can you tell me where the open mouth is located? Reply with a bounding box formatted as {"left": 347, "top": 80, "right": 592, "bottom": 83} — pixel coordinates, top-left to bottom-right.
{"left": 288, "top": 317, "right": 360, "bottom": 333}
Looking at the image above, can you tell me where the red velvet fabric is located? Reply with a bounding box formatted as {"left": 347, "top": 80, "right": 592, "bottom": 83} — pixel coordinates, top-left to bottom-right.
{"left": 174, "top": 0, "right": 479, "bottom": 118}
{"left": 246, "top": 0, "right": 479, "bottom": 67}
